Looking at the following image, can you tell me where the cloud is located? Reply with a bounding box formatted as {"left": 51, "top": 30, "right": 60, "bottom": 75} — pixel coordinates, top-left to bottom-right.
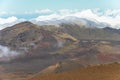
{"left": 35, "top": 14, "right": 62, "bottom": 21}
{"left": 74, "top": 9, "right": 120, "bottom": 28}
{"left": 0, "top": 16, "right": 18, "bottom": 25}
{"left": 35, "top": 9, "right": 53, "bottom": 14}
{"left": 73, "top": 9, "right": 120, "bottom": 28}
{"left": 105, "top": 9, "right": 120, "bottom": 16}
{"left": 34, "top": 9, "right": 120, "bottom": 28}
{"left": 0, "top": 17, "right": 26, "bottom": 30}
{"left": 0, "top": 45, "right": 21, "bottom": 62}
{"left": 34, "top": 9, "right": 99, "bottom": 22}
{"left": 34, "top": 9, "right": 77, "bottom": 21}
{"left": 1, "top": 9, "right": 120, "bottom": 29}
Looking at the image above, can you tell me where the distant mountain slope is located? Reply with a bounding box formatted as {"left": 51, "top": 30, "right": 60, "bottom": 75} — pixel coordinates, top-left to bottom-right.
{"left": 0, "top": 21, "right": 120, "bottom": 61}
{"left": 0, "top": 21, "right": 77, "bottom": 51}
{"left": 103, "top": 27, "right": 120, "bottom": 34}
{"left": 0, "top": 21, "right": 120, "bottom": 51}
{"left": 59, "top": 23, "right": 120, "bottom": 41}
{"left": 0, "top": 21, "right": 78, "bottom": 62}
{"left": 29, "top": 62, "right": 120, "bottom": 80}
{"left": 33, "top": 17, "right": 120, "bottom": 41}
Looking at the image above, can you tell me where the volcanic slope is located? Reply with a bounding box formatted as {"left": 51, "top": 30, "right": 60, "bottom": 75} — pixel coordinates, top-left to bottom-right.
{"left": 30, "top": 62, "right": 120, "bottom": 80}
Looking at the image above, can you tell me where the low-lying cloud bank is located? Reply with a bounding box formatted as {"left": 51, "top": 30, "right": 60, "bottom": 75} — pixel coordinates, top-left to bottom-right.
{"left": 0, "top": 45, "right": 21, "bottom": 62}
{"left": 0, "top": 17, "right": 26, "bottom": 30}
{"left": 1, "top": 9, "right": 120, "bottom": 29}
{"left": 34, "top": 9, "right": 120, "bottom": 29}
{"left": 0, "top": 16, "right": 17, "bottom": 25}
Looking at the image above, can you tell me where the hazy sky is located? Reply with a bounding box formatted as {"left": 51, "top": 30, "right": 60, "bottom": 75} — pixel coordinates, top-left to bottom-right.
{"left": 0, "top": 0, "right": 120, "bottom": 12}
{"left": 0, "top": 0, "right": 120, "bottom": 19}
{"left": 0, "top": 0, "right": 120, "bottom": 13}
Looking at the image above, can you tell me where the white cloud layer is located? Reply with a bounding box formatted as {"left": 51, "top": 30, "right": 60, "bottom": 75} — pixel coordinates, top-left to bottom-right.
{"left": 0, "top": 16, "right": 26, "bottom": 30}
{"left": 0, "top": 16, "right": 17, "bottom": 25}
{"left": 73, "top": 9, "right": 120, "bottom": 28}
{"left": 35, "top": 9, "right": 120, "bottom": 28}
{"left": 0, "top": 45, "right": 20, "bottom": 62}
{"left": 1, "top": 9, "right": 120, "bottom": 29}
{"left": 35, "top": 9, "right": 53, "bottom": 14}
{"left": 36, "top": 14, "right": 61, "bottom": 21}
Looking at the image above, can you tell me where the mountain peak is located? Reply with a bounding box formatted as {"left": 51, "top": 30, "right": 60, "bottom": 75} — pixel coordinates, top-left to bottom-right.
{"left": 13, "top": 21, "right": 34, "bottom": 26}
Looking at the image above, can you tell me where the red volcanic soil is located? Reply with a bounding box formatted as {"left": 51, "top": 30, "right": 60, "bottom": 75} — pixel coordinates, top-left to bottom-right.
{"left": 97, "top": 53, "right": 120, "bottom": 62}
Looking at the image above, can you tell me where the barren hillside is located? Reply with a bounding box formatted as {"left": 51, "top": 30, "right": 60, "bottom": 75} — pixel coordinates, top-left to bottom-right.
{"left": 30, "top": 62, "right": 120, "bottom": 80}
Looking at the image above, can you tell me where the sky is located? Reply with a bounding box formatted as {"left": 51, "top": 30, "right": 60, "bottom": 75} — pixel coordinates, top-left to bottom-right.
{"left": 0, "top": 0, "right": 120, "bottom": 29}
{"left": 0, "top": 0, "right": 120, "bottom": 17}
